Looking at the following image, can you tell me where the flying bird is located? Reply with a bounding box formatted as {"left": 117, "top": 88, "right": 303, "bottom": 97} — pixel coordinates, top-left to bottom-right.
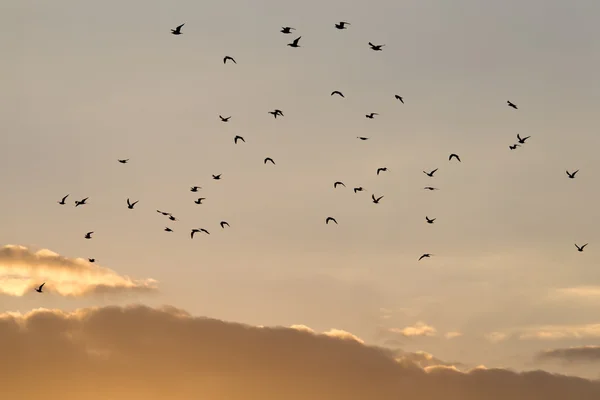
{"left": 84, "top": 231, "right": 94, "bottom": 239}
{"left": 171, "top": 23, "right": 184, "bottom": 35}
{"left": 126, "top": 198, "right": 139, "bottom": 209}
{"left": 516, "top": 133, "right": 530, "bottom": 144}
{"left": 164, "top": 227, "right": 173, "bottom": 232}
{"left": 118, "top": 159, "right": 129, "bottom": 164}
{"left": 264, "top": 157, "right": 275, "bottom": 165}
{"left": 395, "top": 95, "right": 404, "bottom": 103}
{"left": 425, "top": 216, "right": 436, "bottom": 224}
{"left": 220, "top": 221, "right": 230, "bottom": 229}
{"left": 507, "top": 100, "right": 518, "bottom": 109}
{"left": 331, "top": 91, "right": 344, "bottom": 97}
{"left": 566, "top": 170, "right": 579, "bottom": 179}
{"left": 219, "top": 115, "right": 231, "bottom": 122}
{"left": 424, "top": 187, "right": 439, "bottom": 191}
{"left": 156, "top": 210, "right": 171, "bottom": 216}
{"left": 419, "top": 253, "right": 432, "bottom": 261}
{"left": 57, "top": 194, "right": 69, "bottom": 205}
{"left": 190, "top": 228, "right": 209, "bottom": 238}
{"left": 190, "top": 186, "right": 201, "bottom": 192}
{"left": 365, "top": 112, "right": 378, "bottom": 119}
{"left": 234, "top": 135, "right": 245, "bottom": 144}
{"left": 377, "top": 167, "right": 387, "bottom": 175}
{"left": 575, "top": 243, "right": 588, "bottom": 252}
{"left": 357, "top": 136, "right": 369, "bottom": 141}
{"left": 423, "top": 168, "right": 438, "bottom": 177}
{"left": 288, "top": 36, "right": 301, "bottom": 47}
{"left": 353, "top": 187, "right": 364, "bottom": 193}
{"left": 372, "top": 194, "right": 383, "bottom": 204}
{"left": 194, "top": 198, "right": 205, "bottom": 204}
{"left": 335, "top": 21, "right": 350, "bottom": 29}
{"left": 334, "top": 181, "right": 346, "bottom": 188}
{"left": 281, "top": 27, "right": 295, "bottom": 34}
{"left": 368, "top": 42, "right": 385, "bottom": 51}
{"left": 268, "top": 109, "right": 284, "bottom": 118}
{"left": 74, "top": 197, "right": 89, "bottom": 207}
{"left": 325, "top": 217, "right": 338, "bottom": 224}
{"left": 35, "top": 283, "right": 45, "bottom": 293}
{"left": 88, "top": 258, "right": 95, "bottom": 263}
{"left": 509, "top": 144, "right": 520, "bottom": 150}
{"left": 223, "top": 56, "right": 236, "bottom": 64}
{"left": 449, "top": 153, "right": 461, "bottom": 162}
{"left": 168, "top": 215, "right": 178, "bottom": 221}
{"left": 212, "top": 174, "right": 222, "bottom": 180}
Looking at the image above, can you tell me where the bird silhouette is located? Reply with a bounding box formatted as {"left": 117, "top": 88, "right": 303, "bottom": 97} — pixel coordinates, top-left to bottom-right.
{"left": 419, "top": 253, "right": 432, "bottom": 261}
{"left": 58, "top": 194, "right": 69, "bottom": 205}
{"left": 425, "top": 216, "right": 436, "bottom": 224}
{"left": 220, "top": 221, "right": 230, "bottom": 228}
{"left": 268, "top": 109, "right": 284, "bottom": 118}
{"left": 190, "top": 228, "right": 209, "bottom": 238}
{"left": 424, "top": 187, "right": 439, "bottom": 191}
{"left": 288, "top": 37, "right": 301, "bottom": 47}
{"left": 280, "top": 27, "right": 295, "bottom": 34}
{"left": 168, "top": 215, "right": 178, "bottom": 221}
{"left": 575, "top": 243, "right": 588, "bottom": 252}
{"left": 84, "top": 231, "right": 94, "bottom": 239}
{"left": 35, "top": 283, "right": 45, "bottom": 293}
{"left": 334, "top": 181, "right": 345, "bottom": 188}
{"left": 449, "top": 153, "right": 461, "bottom": 162}
{"left": 88, "top": 258, "right": 95, "bottom": 263}
{"left": 423, "top": 168, "right": 438, "bottom": 177}
{"left": 395, "top": 95, "right": 404, "bottom": 103}
{"left": 509, "top": 144, "right": 520, "bottom": 150}
{"left": 326, "top": 217, "right": 338, "bottom": 224}
{"left": 331, "top": 91, "right": 344, "bottom": 97}
{"left": 377, "top": 167, "right": 387, "bottom": 175}
{"left": 335, "top": 21, "right": 350, "bottom": 29}
{"left": 368, "top": 42, "right": 385, "bottom": 51}
{"left": 264, "top": 157, "right": 275, "bottom": 165}
{"left": 190, "top": 186, "right": 201, "bottom": 192}
{"left": 372, "top": 194, "right": 383, "bottom": 204}
{"left": 212, "top": 174, "right": 222, "bottom": 180}
{"left": 156, "top": 210, "right": 171, "bottom": 216}
{"left": 223, "top": 56, "right": 236, "bottom": 64}
{"left": 507, "top": 100, "right": 518, "bottom": 109}
{"left": 126, "top": 198, "right": 139, "bottom": 209}
{"left": 164, "top": 227, "right": 173, "bottom": 232}
{"left": 365, "top": 112, "right": 378, "bottom": 119}
{"left": 566, "top": 170, "right": 579, "bottom": 179}
{"left": 353, "top": 187, "right": 364, "bottom": 193}
{"left": 516, "top": 133, "right": 530, "bottom": 144}
{"left": 171, "top": 23, "right": 184, "bottom": 35}
{"left": 118, "top": 159, "right": 129, "bottom": 163}
{"left": 74, "top": 197, "right": 89, "bottom": 207}
{"left": 194, "top": 198, "right": 205, "bottom": 204}
{"left": 219, "top": 115, "right": 231, "bottom": 122}
{"left": 234, "top": 135, "right": 245, "bottom": 144}
{"left": 357, "top": 136, "right": 369, "bottom": 141}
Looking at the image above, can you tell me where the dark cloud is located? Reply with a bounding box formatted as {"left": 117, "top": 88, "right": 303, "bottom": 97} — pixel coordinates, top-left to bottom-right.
{"left": 536, "top": 346, "right": 600, "bottom": 364}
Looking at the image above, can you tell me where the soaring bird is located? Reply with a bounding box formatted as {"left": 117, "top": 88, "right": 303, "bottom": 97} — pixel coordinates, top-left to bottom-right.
{"left": 118, "top": 159, "right": 129, "bottom": 163}
{"left": 566, "top": 170, "right": 579, "bottom": 179}
{"left": 377, "top": 167, "right": 387, "bottom": 175}
{"left": 368, "top": 42, "right": 385, "bottom": 51}
{"left": 353, "top": 187, "right": 364, "bottom": 193}
{"left": 357, "top": 136, "right": 369, "bottom": 141}
{"left": 288, "top": 36, "right": 301, "bottom": 48}
{"left": 220, "top": 221, "right": 230, "bottom": 228}
{"left": 423, "top": 168, "right": 438, "bottom": 177}
{"left": 212, "top": 174, "right": 222, "bottom": 180}
{"left": 164, "top": 227, "right": 173, "bottom": 232}
{"left": 372, "top": 194, "right": 383, "bottom": 204}
{"left": 126, "top": 198, "right": 139, "bottom": 209}
{"left": 365, "top": 112, "right": 378, "bottom": 119}
{"left": 331, "top": 90, "right": 344, "bottom": 97}
{"left": 171, "top": 23, "right": 184, "bottom": 35}
{"left": 507, "top": 100, "right": 518, "bottom": 109}
{"left": 425, "top": 216, "right": 436, "bottom": 224}
{"left": 334, "top": 181, "right": 345, "bottom": 188}
{"left": 219, "top": 115, "right": 231, "bottom": 122}
{"left": 57, "top": 194, "right": 69, "bottom": 205}
{"left": 35, "top": 283, "right": 45, "bottom": 293}
{"left": 281, "top": 27, "right": 295, "bottom": 34}
{"left": 424, "top": 187, "right": 439, "bottom": 191}
{"left": 326, "top": 217, "right": 338, "bottom": 224}
{"left": 575, "top": 243, "right": 588, "bottom": 252}
{"left": 190, "top": 228, "right": 209, "bottom": 238}
{"left": 156, "top": 210, "right": 171, "bottom": 216}
{"left": 168, "top": 215, "right": 178, "bottom": 221}
{"left": 84, "top": 231, "right": 94, "bottom": 239}
{"left": 395, "top": 95, "right": 404, "bottom": 103}
{"left": 194, "top": 198, "right": 205, "bottom": 204}
{"left": 449, "top": 153, "right": 461, "bottom": 162}
{"left": 223, "top": 56, "right": 236, "bottom": 64}
{"left": 509, "top": 144, "right": 520, "bottom": 150}
{"left": 75, "top": 197, "right": 89, "bottom": 207}
{"left": 335, "top": 21, "right": 350, "bottom": 29}
{"left": 234, "top": 135, "right": 245, "bottom": 144}
{"left": 88, "top": 258, "right": 95, "bottom": 263}
{"left": 190, "top": 186, "right": 201, "bottom": 192}
{"left": 419, "top": 253, "right": 432, "bottom": 261}
{"left": 268, "top": 109, "right": 284, "bottom": 118}
{"left": 516, "top": 133, "right": 530, "bottom": 144}
{"left": 264, "top": 157, "right": 275, "bottom": 165}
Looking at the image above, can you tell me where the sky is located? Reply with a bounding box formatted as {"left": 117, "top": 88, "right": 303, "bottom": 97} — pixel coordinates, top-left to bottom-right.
{"left": 2, "top": 0, "right": 600, "bottom": 397}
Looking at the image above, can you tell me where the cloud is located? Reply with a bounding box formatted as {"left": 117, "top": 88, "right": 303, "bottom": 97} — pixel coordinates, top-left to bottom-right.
{"left": 0, "top": 245, "right": 157, "bottom": 296}
{"left": 289, "top": 325, "right": 364, "bottom": 344}
{"left": 388, "top": 321, "right": 437, "bottom": 337}
{"left": 485, "top": 331, "right": 509, "bottom": 343}
{"left": 555, "top": 286, "right": 600, "bottom": 299}
{"left": 535, "top": 346, "right": 600, "bottom": 364}
{"left": 444, "top": 331, "right": 463, "bottom": 339}
{"left": 519, "top": 324, "right": 600, "bottom": 340}
{"left": 2, "top": 305, "right": 599, "bottom": 400}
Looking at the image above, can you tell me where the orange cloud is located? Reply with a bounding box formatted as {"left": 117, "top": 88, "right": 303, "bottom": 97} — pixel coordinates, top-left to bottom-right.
{"left": 2, "top": 305, "right": 598, "bottom": 400}
{"left": 0, "top": 245, "right": 157, "bottom": 296}
{"left": 388, "top": 321, "right": 437, "bottom": 337}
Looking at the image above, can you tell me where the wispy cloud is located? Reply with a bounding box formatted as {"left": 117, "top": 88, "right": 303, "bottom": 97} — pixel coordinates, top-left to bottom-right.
{"left": 0, "top": 245, "right": 158, "bottom": 296}
{"left": 519, "top": 324, "right": 600, "bottom": 340}
{"left": 388, "top": 321, "right": 437, "bottom": 337}
{"left": 554, "top": 286, "right": 600, "bottom": 299}
{"left": 535, "top": 346, "right": 600, "bottom": 364}
{"left": 444, "top": 331, "right": 463, "bottom": 339}
{"left": 484, "top": 331, "right": 509, "bottom": 343}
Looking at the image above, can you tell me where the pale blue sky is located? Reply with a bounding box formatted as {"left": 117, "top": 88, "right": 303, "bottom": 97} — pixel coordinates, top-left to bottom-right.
{"left": 2, "top": 0, "right": 600, "bottom": 379}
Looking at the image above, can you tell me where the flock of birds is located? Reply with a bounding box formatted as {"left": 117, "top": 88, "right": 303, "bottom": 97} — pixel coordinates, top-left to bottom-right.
{"left": 33, "top": 21, "right": 589, "bottom": 294}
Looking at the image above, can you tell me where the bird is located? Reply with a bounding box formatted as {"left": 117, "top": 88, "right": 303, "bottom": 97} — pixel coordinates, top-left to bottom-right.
{"left": 566, "top": 170, "right": 579, "bottom": 179}
{"left": 126, "top": 198, "right": 139, "bottom": 209}
{"left": 164, "top": 227, "right": 173, "bottom": 232}
{"left": 190, "top": 228, "right": 209, "bottom": 238}
{"left": 424, "top": 187, "right": 439, "bottom": 191}
{"left": 509, "top": 144, "right": 520, "bottom": 150}
{"left": 57, "top": 194, "right": 69, "bottom": 205}
{"left": 334, "top": 181, "right": 345, "bottom": 188}
{"left": 395, "top": 95, "right": 404, "bottom": 103}
{"left": 35, "top": 283, "right": 45, "bottom": 293}
{"left": 220, "top": 221, "right": 230, "bottom": 229}
{"left": 118, "top": 159, "right": 129, "bottom": 164}
{"left": 171, "top": 23, "right": 184, "bottom": 35}
{"left": 84, "top": 231, "right": 94, "bottom": 239}
{"left": 423, "top": 168, "right": 438, "bottom": 177}
{"left": 365, "top": 112, "right": 378, "bottom": 119}
{"left": 74, "top": 197, "right": 89, "bottom": 207}
{"left": 335, "top": 21, "right": 350, "bottom": 29}
{"left": 264, "top": 157, "right": 275, "bottom": 165}
{"left": 168, "top": 215, "right": 177, "bottom": 221}
{"left": 507, "top": 100, "right": 518, "bottom": 109}
{"left": 194, "top": 198, "right": 205, "bottom": 204}
{"left": 377, "top": 167, "right": 387, "bottom": 175}
{"left": 419, "top": 253, "right": 432, "bottom": 261}
{"left": 88, "top": 258, "right": 95, "bottom": 263}
{"left": 449, "top": 153, "right": 461, "bottom": 162}
{"left": 268, "top": 109, "right": 284, "bottom": 118}
{"left": 281, "top": 27, "right": 295, "bottom": 34}
{"left": 357, "top": 136, "right": 369, "bottom": 141}
{"left": 353, "top": 187, "right": 364, "bottom": 193}
{"left": 223, "top": 56, "right": 236, "bottom": 64}
{"left": 575, "top": 243, "right": 588, "bottom": 252}
{"left": 325, "top": 217, "right": 338, "bottom": 224}
{"left": 368, "top": 42, "right": 385, "bottom": 51}
{"left": 372, "top": 194, "right": 383, "bottom": 204}
{"left": 516, "top": 133, "right": 530, "bottom": 144}
{"left": 212, "top": 174, "right": 222, "bottom": 180}
{"left": 425, "top": 216, "right": 436, "bottom": 224}
{"left": 156, "top": 210, "right": 171, "bottom": 216}
{"left": 288, "top": 36, "right": 301, "bottom": 47}
{"left": 331, "top": 90, "right": 344, "bottom": 97}
{"left": 219, "top": 115, "right": 231, "bottom": 122}
{"left": 190, "top": 186, "right": 201, "bottom": 192}
{"left": 234, "top": 135, "right": 245, "bottom": 144}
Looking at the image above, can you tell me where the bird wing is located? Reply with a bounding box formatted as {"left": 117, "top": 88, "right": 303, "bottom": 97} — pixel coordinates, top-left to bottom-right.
{"left": 62, "top": 194, "right": 69, "bottom": 201}
{"left": 419, "top": 255, "right": 425, "bottom": 260}
{"left": 127, "top": 198, "right": 131, "bottom": 206}
{"left": 40, "top": 283, "right": 45, "bottom": 289}
{"left": 177, "top": 23, "right": 184, "bottom": 30}
{"left": 582, "top": 243, "right": 588, "bottom": 249}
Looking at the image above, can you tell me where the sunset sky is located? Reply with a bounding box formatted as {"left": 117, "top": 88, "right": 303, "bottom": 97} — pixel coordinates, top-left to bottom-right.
{"left": 3, "top": 0, "right": 600, "bottom": 398}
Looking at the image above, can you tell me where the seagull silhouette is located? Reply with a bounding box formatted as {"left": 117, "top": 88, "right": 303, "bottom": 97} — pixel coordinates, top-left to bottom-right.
{"left": 353, "top": 187, "right": 364, "bottom": 193}
{"left": 171, "top": 23, "right": 184, "bottom": 35}
{"left": 335, "top": 21, "right": 350, "bottom": 29}
{"left": 156, "top": 210, "right": 171, "bottom": 216}
{"left": 212, "top": 174, "right": 222, "bottom": 180}
{"left": 368, "top": 42, "right": 385, "bottom": 51}
{"left": 326, "top": 217, "right": 338, "bottom": 224}
{"left": 395, "top": 95, "right": 404, "bottom": 103}
{"left": 220, "top": 221, "right": 230, "bottom": 229}
{"left": 331, "top": 90, "right": 344, "bottom": 97}
{"left": 268, "top": 109, "right": 284, "bottom": 118}
{"left": 126, "top": 198, "right": 139, "bottom": 209}
{"left": 234, "top": 135, "right": 245, "bottom": 144}
{"left": 334, "top": 181, "right": 345, "bottom": 188}
{"left": 264, "top": 157, "right": 275, "bottom": 165}
{"left": 419, "top": 253, "right": 432, "bottom": 261}
{"left": 190, "top": 186, "right": 201, "bottom": 192}
{"left": 88, "top": 258, "right": 95, "bottom": 263}
{"left": 377, "top": 167, "right": 387, "bottom": 175}
{"left": 118, "top": 159, "right": 129, "bottom": 164}
{"left": 58, "top": 194, "right": 69, "bottom": 205}
{"left": 168, "top": 215, "right": 178, "bottom": 221}
{"left": 566, "top": 170, "right": 579, "bottom": 179}
{"left": 507, "top": 100, "right": 518, "bottom": 109}
{"left": 509, "top": 144, "right": 520, "bottom": 150}
{"left": 365, "top": 112, "right": 378, "bottom": 119}
{"left": 516, "top": 133, "right": 530, "bottom": 144}
{"left": 190, "top": 228, "right": 209, "bottom": 238}
{"left": 575, "top": 243, "right": 588, "bottom": 252}
{"left": 165, "top": 227, "right": 173, "bottom": 232}
{"left": 35, "top": 283, "right": 45, "bottom": 293}
{"left": 219, "top": 115, "right": 231, "bottom": 122}
{"left": 194, "top": 198, "right": 205, "bottom": 204}
{"left": 449, "top": 153, "right": 461, "bottom": 162}
{"left": 357, "top": 136, "right": 369, "bottom": 141}
{"left": 424, "top": 187, "right": 439, "bottom": 191}
{"left": 223, "top": 56, "right": 236, "bottom": 64}
{"left": 74, "top": 197, "right": 89, "bottom": 207}
{"left": 281, "top": 27, "right": 295, "bottom": 34}
{"left": 372, "top": 194, "right": 383, "bottom": 204}
{"left": 423, "top": 168, "right": 438, "bottom": 177}
{"left": 288, "top": 36, "right": 301, "bottom": 48}
{"left": 425, "top": 216, "right": 436, "bottom": 224}
{"left": 84, "top": 231, "right": 94, "bottom": 239}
